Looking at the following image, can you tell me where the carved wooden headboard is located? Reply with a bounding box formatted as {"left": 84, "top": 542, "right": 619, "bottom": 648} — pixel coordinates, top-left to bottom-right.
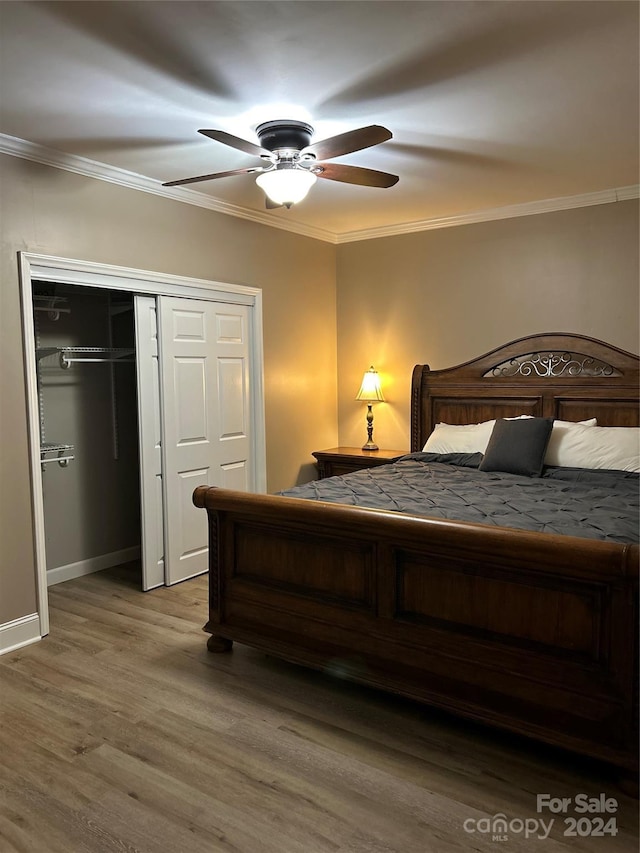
{"left": 411, "top": 333, "right": 640, "bottom": 452}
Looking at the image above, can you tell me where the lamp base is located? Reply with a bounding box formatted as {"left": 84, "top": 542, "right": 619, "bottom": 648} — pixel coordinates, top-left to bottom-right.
{"left": 362, "top": 402, "right": 378, "bottom": 450}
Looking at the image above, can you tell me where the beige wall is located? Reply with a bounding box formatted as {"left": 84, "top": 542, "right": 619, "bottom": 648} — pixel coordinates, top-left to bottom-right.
{"left": 0, "top": 154, "right": 338, "bottom": 625}
{"left": 336, "top": 201, "right": 639, "bottom": 451}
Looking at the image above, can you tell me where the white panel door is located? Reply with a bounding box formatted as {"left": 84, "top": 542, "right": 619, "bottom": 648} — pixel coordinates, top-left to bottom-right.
{"left": 134, "top": 295, "right": 165, "bottom": 591}
{"left": 159, "top": 297, "right": 252, "bottom": 585}
{"left": 213, "top": 307, "right": 252, "bottom": 492}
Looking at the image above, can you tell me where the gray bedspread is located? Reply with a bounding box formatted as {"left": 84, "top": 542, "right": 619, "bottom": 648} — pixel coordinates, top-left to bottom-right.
{"left": 279, "top": 453, "right": 639, "bottom": 544}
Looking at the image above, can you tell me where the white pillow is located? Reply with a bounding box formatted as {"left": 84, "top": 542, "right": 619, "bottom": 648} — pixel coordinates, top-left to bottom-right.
{"left": 422, "top": 420, "right": 495, "bottom": 454}
{"left": 422, "top": 416, "right": 532, "bottom": 454}
{"left": 544, "top": 419, "right": 597, "bottom": 465}
{"left": 423, "top": 417, "right": 596, "bottom": 456}
{"left": 546, "top": 424, "right": 639, "bottom": 472}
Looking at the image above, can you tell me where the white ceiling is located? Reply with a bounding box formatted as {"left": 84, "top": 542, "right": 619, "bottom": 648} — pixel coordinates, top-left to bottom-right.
{"left": 1, "top": 1, "right": 638, "bottom": 239}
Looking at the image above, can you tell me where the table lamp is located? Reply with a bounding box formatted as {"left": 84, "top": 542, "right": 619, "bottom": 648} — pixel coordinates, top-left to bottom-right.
{"left": 355, "top": 366, "right": 384, "bottom": 450}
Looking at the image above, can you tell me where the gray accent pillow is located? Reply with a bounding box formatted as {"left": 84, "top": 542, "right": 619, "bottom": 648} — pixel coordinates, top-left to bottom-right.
{"left": 479, "top": 417, "right": 554, "bottom": 477}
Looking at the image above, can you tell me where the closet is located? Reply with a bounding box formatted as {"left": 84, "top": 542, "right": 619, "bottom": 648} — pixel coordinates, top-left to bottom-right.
{"left": 31, "top": 279, "right": 258, "bottom": 595}
{"left": 34, "top": 283, "right": 142, "bottom": 587}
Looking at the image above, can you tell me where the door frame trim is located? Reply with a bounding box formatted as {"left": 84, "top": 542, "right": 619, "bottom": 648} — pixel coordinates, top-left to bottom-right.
{"left": 19, "top": 252, "right": 266, "bottom": 637}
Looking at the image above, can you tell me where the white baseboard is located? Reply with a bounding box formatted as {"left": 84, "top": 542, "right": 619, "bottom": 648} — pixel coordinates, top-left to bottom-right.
{"left": 47, "top": 545, "right": 141, "bottom": 586}
{"left": 0, "top": 612, "right": 41, "bottom": 656}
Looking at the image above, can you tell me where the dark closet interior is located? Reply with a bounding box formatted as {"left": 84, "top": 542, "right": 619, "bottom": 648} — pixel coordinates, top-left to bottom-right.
{"left": 33, "top": 282, "right": 142, "bottom": 585}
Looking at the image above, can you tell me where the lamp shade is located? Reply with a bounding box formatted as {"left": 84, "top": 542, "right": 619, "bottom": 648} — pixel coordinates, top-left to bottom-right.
{"left": 256, "top": 168, "right": 317, "bottom": 207}
{"left": 355, "top": 366, "right": 384, "bottom": 402}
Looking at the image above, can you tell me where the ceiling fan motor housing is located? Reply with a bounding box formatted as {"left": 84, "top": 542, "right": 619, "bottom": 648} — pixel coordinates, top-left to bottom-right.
{"left": 256, "top": 120, "right": 314, "bottom": 154}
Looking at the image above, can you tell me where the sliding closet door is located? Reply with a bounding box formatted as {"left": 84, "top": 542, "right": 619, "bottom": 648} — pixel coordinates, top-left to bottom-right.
{"left": 134, "top": 295, "right": 165, "bottom": 590}
{"left": 158, "top": 297, "right": 252, "bottom": 585}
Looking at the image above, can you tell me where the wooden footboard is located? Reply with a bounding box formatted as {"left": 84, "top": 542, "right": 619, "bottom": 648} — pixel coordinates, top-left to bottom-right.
{"left": 193, "top": 486, "right": 639, "bottom": 773}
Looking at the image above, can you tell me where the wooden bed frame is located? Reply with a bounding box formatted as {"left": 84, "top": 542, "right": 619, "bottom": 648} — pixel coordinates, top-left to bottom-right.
{"left": 194, "top": 333, "right": 639, "bottom": 775}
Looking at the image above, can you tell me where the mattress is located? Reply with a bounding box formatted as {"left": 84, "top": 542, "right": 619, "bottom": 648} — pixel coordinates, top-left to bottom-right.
{"left": 279, "top": 452, "right": 639, "bottom": 544}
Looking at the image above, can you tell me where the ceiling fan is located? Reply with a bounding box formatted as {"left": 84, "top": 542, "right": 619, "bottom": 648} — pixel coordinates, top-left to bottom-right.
{"left": 162, "top": 120, "right": 399, "bottom": 208}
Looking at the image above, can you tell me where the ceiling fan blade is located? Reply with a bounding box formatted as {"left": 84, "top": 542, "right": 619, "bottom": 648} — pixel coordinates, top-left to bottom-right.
{"left": 303, "top": 125, "right": 392, "bottom": 161}
{"left": 315, "top": 163, "right": 399, "bottom": 188}
{"left": 162, "top": 166, "right": 263, "bottom": 187}
{"left": 198, "top": 129, "right": 269, "bottom": 157}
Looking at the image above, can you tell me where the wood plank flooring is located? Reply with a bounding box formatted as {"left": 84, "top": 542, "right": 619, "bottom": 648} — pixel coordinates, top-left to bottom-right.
{"left": 1, "top": 563, "right": 637, "bottom": 853}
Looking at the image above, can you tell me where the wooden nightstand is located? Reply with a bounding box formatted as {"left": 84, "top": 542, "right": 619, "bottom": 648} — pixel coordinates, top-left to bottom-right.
{"left": 312, "top": 446, "right": 408, "bottom": 479}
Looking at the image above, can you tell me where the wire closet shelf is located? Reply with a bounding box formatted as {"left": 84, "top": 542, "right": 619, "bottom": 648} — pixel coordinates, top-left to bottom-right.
{"left": 36, "top": 346, "right": 135, "bottom": 369}
{"left": 36, "top": 346, "right": 134, "bottom": 467}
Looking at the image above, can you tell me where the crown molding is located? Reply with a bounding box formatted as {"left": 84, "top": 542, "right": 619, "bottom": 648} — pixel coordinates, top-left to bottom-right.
{"left": 336, "top": 184, "right": 639, "bottom": 243}
{"left": 1, "top": 134, "right": 637, "bottom": 245}
{"left": 0, "top": 134, "right": 336, "bottom": 244}
{"left": 615, "top": 185, "right": 640, "bottom": 202}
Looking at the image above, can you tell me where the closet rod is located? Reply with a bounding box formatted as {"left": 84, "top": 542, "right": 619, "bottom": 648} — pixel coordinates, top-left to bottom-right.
{"left": 41, "top": 455, "right": 74, "bottom": 467}
{"left": 60, "top": 356, "right": 135, "bottom": 366}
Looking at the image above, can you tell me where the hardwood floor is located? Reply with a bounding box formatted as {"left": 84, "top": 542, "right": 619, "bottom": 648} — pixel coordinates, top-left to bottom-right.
{"left": 1, "top": 563, "right": 637, "bottom": 853}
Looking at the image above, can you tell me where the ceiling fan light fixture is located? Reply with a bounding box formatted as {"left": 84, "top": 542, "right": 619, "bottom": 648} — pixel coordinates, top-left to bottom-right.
{"left": 256, "top": 167, "right": 317, "bottom": 208}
